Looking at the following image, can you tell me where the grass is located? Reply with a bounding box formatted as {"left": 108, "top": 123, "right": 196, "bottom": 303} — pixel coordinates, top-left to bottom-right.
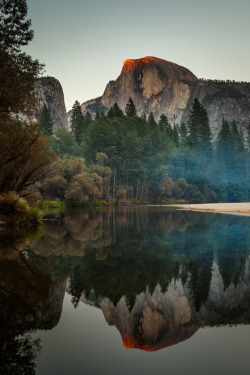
{"left": 0, "top": 192, "right": 43, "bottom": 245}
{"left": 36, "top": 200, "right": 66, "bottom": 212}
{"left": 130, "top": 199, "right": 189, "bottom": 205}
{"left": 65, "top": 200, "right": 112, "bottom": 207}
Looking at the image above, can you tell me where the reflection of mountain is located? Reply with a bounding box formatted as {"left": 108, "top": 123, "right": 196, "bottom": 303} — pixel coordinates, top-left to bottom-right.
{"left": 79, "top": 258, "right": 250, "bottom": 351}
{"left": 27, "top": 206, "right": 250, "bottom": 352}
{"left": 0, "top": 246, "right": 66, "bottom": 374}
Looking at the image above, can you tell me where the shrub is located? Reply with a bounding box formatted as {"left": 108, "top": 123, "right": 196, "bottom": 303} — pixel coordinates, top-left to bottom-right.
{"left": 0, "top": 192, "right": 42, "bottom": 230}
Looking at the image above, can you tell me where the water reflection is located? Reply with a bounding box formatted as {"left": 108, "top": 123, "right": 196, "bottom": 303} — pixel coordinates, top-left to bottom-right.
{"left": 0, "top": 207, "right": 250, "bottom": 360}
{"left": 0, "top": 244, "right": 65, "bottom": 374}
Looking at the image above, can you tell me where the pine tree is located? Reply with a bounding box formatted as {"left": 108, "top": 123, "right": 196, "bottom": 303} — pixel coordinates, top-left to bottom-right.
{"left": 125, "top": 97, "right": 137, "bottom": 117}
{"left": 147, "top": 112, "right": 157, "bottom": 128}
{"left": 71, "top": 100, "right": 84, "bottom": 144}
{"left": 215, "top": 118, "right": 234, "bottom": 185}
{"left": 85, "top": 111, "right": 92, "bottom": 126}
{"left": 171, "top": 124, "right": 179, "bottom": 147}
{"left": 39, "top": 104, "right": 53, "bottom": 136}
{"left": 216, "top": 119, "right": 233, "bottom": 157}
{"left": 107, "top": 102, "right": 124, "bottom": 118}
{"left": 187, "top": 98, "right": 212, "bottom": 156}
{"left": 0, "top": 0, "right": 43, "bottom": 114}
{"left": 0, "top": 0, "right": 33, "bottom": 52}
{"left": 95, "top": 111, "right": 100, "bottom": 120}
{"left": 158, "top": 114, "right": 172, "bottom": 137}
{"left": 179, "top": 122, "right": 188, "bottom": 146}
{"left": 231, "top": 120, "right": 245, "bottom": 156}
{"left": 246, "top": 121, "right": 250, "bottom": 151}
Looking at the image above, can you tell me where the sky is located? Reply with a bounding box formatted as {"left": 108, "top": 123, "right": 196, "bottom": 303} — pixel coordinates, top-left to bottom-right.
{"left": 26, "top": 0, "right": 250, "bottom": 112}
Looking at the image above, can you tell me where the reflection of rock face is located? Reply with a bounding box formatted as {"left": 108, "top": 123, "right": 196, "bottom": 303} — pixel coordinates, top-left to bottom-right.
{"left": 81, "top": 258, "right": 250, "bottom": 351}
{"left": 99, "top": 283, "right": 198, "bottom": 351}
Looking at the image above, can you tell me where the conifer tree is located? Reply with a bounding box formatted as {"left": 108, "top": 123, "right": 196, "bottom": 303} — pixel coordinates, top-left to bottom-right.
{"left": 107, "top": 103, "right": 124, "bottom": 118}
{"left": 125, "top": 97, "right": 137, "bottom": 117}
{"left": 85, "top": 111, "right": 92, "bottom": 126}
{"left": 158, "top": 114, "right": 172, "bottom": 137}
{"left": 0, "top": 0, "right": 33, "bottom": 52}
{"left": 179, "top": 122, "right": 188, "bottom": 146}
{"left": 95, "top": 111, "right": 100, "bottom": 120}
{"left": 147, "top": 112, "right": 157, "bottom": 128}
{"left": 0, "top": 0, "right": 43, "bottom": 114}
{"left": 171, "top": 124, "right": 179, "bottom": 147}
{"left": 187, "top": 98, "right": 212, "bottom": 156}
{"left": 39, "top": 104, "right": 53, "bottom": 136}
{"left": 231, "top": 120, "right": 245, "bottom": 156}
{"left": 71, "top": 100, "right": 84, "bottom": 144}
{"left": 246, "top": 121, "right": 250, "bottom": 151}
{"left": 215, "top": 119, "right": 234, "bottom": 184}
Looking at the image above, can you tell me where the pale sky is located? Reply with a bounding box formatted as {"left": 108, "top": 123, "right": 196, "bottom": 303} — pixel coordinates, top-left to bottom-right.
{"left": 26, "top": 0, "right": 250, "bottom": 111}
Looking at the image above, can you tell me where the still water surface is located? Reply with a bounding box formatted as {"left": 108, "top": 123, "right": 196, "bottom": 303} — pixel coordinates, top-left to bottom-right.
{"left": 1, "top": 207, "right": 250, "bottom": 374}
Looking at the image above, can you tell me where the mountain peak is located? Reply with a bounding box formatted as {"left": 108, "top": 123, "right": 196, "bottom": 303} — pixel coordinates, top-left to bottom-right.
{"left": 122, "top": 56, "right": 177, "bottom": 73}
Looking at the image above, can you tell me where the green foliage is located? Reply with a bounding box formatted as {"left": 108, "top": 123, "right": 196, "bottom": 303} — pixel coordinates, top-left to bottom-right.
{"left": 125, "top": 97, "right": 137, "bottom": 117}
{"left": 187, "top": 98, "right": 212, "bottom": 155}
{"left": 39, "top": 104, "right": 53, "bottom": 136}
{"left": 179, "top": 122, "right": 188, "bottom": 146}
{"left": 247, "top": 121, "right": 250, "bottom": 151}
{"left": 0, "top": 0, "right": 43, "bottom": 115}
{"left": 40, "top": 97, "right": 250, "bottom": 204}
{"left": 107, "top": 102, "right": 124, "bottom": 118}
{"left": 171, "top": 124, "right": 179, "bottom": 147}
{"left": 147, "top": 112, "right": 157, "bottom": 128}
{"left": 51, "top": 128, "right": 81, "bottom": 156}
{"left": 39, "top": 155, "right": 112, "bottom": 202}
{"left": 0, "top": 114, "right": 55, "bottom": 196}
{"left": 158, "top": 114, "right": 172, "bottom": 136}
{"left": 71, "top": 100, "right": 85, "bottom": 144}
{"left": 0, "top": 0, "right": 54, "bottom": 209}
{"left": 0, "top": 0, "right": 33, "bottom": 53}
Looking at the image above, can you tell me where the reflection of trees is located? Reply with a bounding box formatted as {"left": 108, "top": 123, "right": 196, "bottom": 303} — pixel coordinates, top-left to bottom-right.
{"left": 35, "top": 209, "right": 112, "bottom": 257}
{"left": 0, "top": 242, "right": 65, "bottom": 374}
{"left": 0, "top": 334, "right": 41, "bottom": 375}
{"left": 37, "top": 207, "right": 250, "bottom": 313}
{"left": 187, "top": 252, "right": 213, "bottom": 312}
{"left": 1, "top": 206, "right": 249, "bottom": 363}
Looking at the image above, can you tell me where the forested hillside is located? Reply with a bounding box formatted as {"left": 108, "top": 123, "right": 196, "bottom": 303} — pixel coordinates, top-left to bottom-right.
{"left": 40, "top": 98, "right": 250, "bottom": 203}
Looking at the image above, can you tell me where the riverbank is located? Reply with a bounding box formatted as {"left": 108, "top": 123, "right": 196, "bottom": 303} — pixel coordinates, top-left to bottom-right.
{"left": 171, "top": 202, "right": 250, "bottom": 216}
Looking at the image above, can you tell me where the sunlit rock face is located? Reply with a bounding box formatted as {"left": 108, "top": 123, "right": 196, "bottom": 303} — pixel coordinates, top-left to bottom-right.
{"left": 78, "top": 56, "right": 250, "bottom": 139}
{"left": 80, "top": 257, "right": 250, "bottom": 351}
{"left": 35, "top": 77, "right": 68, "bottom": 130}
{"left": 102, "top": 56, "right": 197, "bottom": 126}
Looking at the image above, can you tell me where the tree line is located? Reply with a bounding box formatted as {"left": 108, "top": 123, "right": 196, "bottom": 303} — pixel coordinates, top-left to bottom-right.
{"left": 40, "top": 96, "right": 250, "bottom": 203}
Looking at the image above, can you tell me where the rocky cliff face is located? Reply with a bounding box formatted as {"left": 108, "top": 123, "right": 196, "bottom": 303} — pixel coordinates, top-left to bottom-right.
{"left": 79, "top": 257, "right": 250, "bottom": 351}
{"left": 102, "top": 56, "right": 197, "bottom": 123}
{"left": 79, "top": 56, "right": 250, "bottom": 139}
{"left": 35, "top": 77, "right": 68, "bottom": 130}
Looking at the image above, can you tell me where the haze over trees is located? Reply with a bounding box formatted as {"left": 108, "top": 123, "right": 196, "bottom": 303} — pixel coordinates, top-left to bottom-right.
{"left": 44, "top": 96, "right": 250, "bottom": 203}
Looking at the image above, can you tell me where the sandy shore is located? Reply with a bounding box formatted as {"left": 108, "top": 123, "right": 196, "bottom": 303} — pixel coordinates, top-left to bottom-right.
{"left": 171, "top": 202, "right": 250, "bottom": 216}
